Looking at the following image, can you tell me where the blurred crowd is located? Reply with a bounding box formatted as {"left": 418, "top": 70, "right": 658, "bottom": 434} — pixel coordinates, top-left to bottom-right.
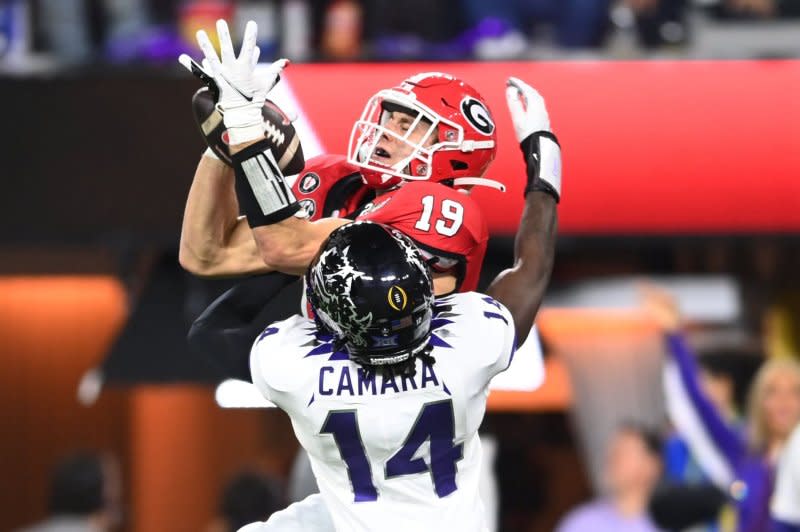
{"left": 14, "top": 451, "right": 284, "bottom": 532}
{"left": 1, "top": 0, "right": 800, "bottom": 68}
{"left": 550, "top": 277, "right": 800, "bottom": 531}
{"left": 13, "top": 280, "right": 800, "bottom": 531}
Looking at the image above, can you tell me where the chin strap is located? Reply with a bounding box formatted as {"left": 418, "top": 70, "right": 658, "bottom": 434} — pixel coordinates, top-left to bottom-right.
{"left": 452, "top": 176, "right": 506, "bottom": 192}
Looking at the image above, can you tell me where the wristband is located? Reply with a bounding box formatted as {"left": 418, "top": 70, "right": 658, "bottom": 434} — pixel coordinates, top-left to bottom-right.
{"left": 232, "top": 139, "right": 300, "bottom": 227}
{"left": 520, "top": 131, "right": 561, "bottom": 202}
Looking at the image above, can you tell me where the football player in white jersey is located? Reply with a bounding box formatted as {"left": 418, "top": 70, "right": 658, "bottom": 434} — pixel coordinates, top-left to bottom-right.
{"left": 249, "top": 221, "right": 514, "bottom": 532}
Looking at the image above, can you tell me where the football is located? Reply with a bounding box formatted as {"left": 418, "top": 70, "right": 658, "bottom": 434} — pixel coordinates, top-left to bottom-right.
{"left": 191, "top": 87, "right": 305, "bottom": 175}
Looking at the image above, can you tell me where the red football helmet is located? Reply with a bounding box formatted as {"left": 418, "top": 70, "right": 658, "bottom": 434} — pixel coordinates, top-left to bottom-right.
{"left": 347, "top": 72, "right": 503, "bottom": 191}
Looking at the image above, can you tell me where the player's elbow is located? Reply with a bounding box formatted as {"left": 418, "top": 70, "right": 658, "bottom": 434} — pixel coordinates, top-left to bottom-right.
{"left": 179, "top": 245, "right": 204, "bottom": 274}
{"left": 179, "top": 232, "right": 212, "bottom": 272}
{"left": 178, "top": 245, "right": 227, "bottom": 278}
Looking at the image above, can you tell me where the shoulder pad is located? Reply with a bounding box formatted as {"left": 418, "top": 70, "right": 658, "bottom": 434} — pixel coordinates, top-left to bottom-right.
{"left": 301, "top": 154, "right": 359, "bottom": 176}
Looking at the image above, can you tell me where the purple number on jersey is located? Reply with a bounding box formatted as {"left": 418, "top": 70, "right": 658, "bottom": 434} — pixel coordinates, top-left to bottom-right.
{"left": 320, "top": 410, "right": 379, "bottom": 502}
{"left": 320, "top": 399, "right": 463, "bottom": 502}
{"left": 385, "top": 399, "right": 463, "bottom": 497}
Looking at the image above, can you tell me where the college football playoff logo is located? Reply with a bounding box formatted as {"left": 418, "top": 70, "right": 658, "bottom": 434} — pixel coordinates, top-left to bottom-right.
{"left": 460, "top": 97, "right": 494, "bottom": 136}
{"left": 387, "top": 285, "right": 408, "bottom": 311}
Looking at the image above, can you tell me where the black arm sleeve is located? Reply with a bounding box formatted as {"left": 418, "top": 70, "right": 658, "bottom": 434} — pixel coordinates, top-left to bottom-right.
{"left": 648, "top": 482, "right": 728, "bottom": 531}
{"left": 187, "top": 272, "right": 303, "bottom": 382}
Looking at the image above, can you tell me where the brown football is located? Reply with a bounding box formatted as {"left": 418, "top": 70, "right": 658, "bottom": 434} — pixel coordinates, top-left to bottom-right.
{"left": 191, "top": 87, "right": 305, "bottom": 175}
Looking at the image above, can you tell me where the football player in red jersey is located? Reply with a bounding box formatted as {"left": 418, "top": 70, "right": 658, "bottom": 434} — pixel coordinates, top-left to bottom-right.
{"left": 182, "top": 19, "right": 559, "bottom": 375}
{"left": 179, "top": 34, "right": 499, "bottom": 296}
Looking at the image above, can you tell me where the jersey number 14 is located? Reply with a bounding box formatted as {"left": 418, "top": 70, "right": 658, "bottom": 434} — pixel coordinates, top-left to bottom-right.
{"left": 320, "top": 399, "right": 463, "bottom": 502}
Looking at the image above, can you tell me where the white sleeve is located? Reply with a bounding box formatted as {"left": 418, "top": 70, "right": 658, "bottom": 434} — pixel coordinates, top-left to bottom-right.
{"left": 480, "top": 295, "right": 517, "bottom": 379}
{"left": 772, "top": 425, "right": 800, "bottom": 523}
{"left": 249, "top": 326, "right": 283, "bottom": 404}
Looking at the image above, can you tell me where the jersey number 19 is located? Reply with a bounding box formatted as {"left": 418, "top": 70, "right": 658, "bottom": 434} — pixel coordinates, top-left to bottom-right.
{"left": 414, "top": 195, "right": 464, "bottom": 237}
{"left": 320, "top": 399, "right": 463, "bottom": 502}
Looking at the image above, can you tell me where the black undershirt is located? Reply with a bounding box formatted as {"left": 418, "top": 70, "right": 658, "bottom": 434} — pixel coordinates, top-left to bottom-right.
{"left": 187, "top": 172, "right": 370, "bottom": 382}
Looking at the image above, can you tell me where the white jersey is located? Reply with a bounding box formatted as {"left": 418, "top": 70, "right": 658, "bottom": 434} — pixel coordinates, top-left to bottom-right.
{"left": 772, "top": 423, "right": 800, "bottom": 524}
{"left": 250, "top": 292, "right": 517, "bottom": 532}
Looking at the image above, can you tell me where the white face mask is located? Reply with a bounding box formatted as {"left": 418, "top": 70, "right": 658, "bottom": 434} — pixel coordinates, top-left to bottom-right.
{"left": 348, "top": 88, "right": 502, "bottom": 191}
{"left": 348, "top": 90, "right": 461, "bottom": 182}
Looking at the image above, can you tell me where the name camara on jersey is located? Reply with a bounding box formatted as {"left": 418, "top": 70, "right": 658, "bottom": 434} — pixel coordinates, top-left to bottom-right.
{"left": 318, "top": 360, "right": 443, "bottom": 398}
{"left": 250, "top": 292, "right": 518, "bottom": 532}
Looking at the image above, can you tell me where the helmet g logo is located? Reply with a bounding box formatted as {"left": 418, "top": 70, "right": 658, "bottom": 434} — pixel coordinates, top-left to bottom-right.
{"left": 460, "top": 97, "right": 494, "bottom": 136}
{"left": 387, "top": 286, "right": 408, "bottom": 311}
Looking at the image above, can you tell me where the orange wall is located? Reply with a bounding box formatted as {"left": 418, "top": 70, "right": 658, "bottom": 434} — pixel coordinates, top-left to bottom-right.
{"left": 128, "top": 387, "right": 295, "bottom": 532}
{"left": 0, "top": 277, "right": 297, "bottom": 531}
{"left": 0, "top": 276, "right": 130, "bottom": 530}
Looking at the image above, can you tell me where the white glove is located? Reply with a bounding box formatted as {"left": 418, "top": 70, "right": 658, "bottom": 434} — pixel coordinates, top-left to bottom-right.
{"left": 177, "top": 51, "right": 297, "bottom": 124}
{"left": 505, "top": 76, "right": 561, "bottom": 201}
{"left": 195, "top": 20, "right": 288, "bottom": 144}
{"left": 505, "top": 76, "right": 551, "bottom": 143}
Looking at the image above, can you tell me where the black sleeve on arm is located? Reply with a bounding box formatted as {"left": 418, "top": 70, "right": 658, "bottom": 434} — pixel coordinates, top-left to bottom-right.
{"left": 188, "top": 272, "right": 301, "bottom": 382}
{"left": 648, "top": 482, "right": 728, "bottom": 530}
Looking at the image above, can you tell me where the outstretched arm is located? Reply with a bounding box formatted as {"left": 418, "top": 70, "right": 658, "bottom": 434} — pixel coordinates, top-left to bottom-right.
{"left": 180, "top": 136, "right": 345, "bottom": 278}
{"left": 486, "top": 78, "right": 560, "bottom": 347}
{"left": 179, "top": 152, "right": 270, "bottom": 277}
{"left": 191, "top": 20, "right": 351, "bottom": 277}
{"left": 225, "top": 130, "right": 350, "bottom": 276}
{"left": 486, "top": 192, "right": 556, "bottom": 347}
{"left": 178, "top": 43, "right": 297, "bottom": 277}
{"left": 643, "top": 285, "right": 745, "bottom": 487}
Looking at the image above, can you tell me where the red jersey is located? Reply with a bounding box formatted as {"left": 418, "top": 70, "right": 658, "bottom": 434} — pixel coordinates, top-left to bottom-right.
{"left": 356, "top": 181, "right": 488, "bottom": 292}
{"left": 293, "top": 155, "right": 489, "bottom": 292}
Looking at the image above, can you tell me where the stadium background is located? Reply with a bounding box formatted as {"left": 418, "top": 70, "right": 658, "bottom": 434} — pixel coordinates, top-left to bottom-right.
{"left": 1, "top": 0, "right": 799, "bottom": 530}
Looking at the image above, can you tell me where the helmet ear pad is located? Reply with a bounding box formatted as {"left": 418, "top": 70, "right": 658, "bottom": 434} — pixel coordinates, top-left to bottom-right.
{"left": 423, "top": 130, "right": 494, "bottom": 183}
{"left": 306, "top": 222, "right": 434, "bottom": 367}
